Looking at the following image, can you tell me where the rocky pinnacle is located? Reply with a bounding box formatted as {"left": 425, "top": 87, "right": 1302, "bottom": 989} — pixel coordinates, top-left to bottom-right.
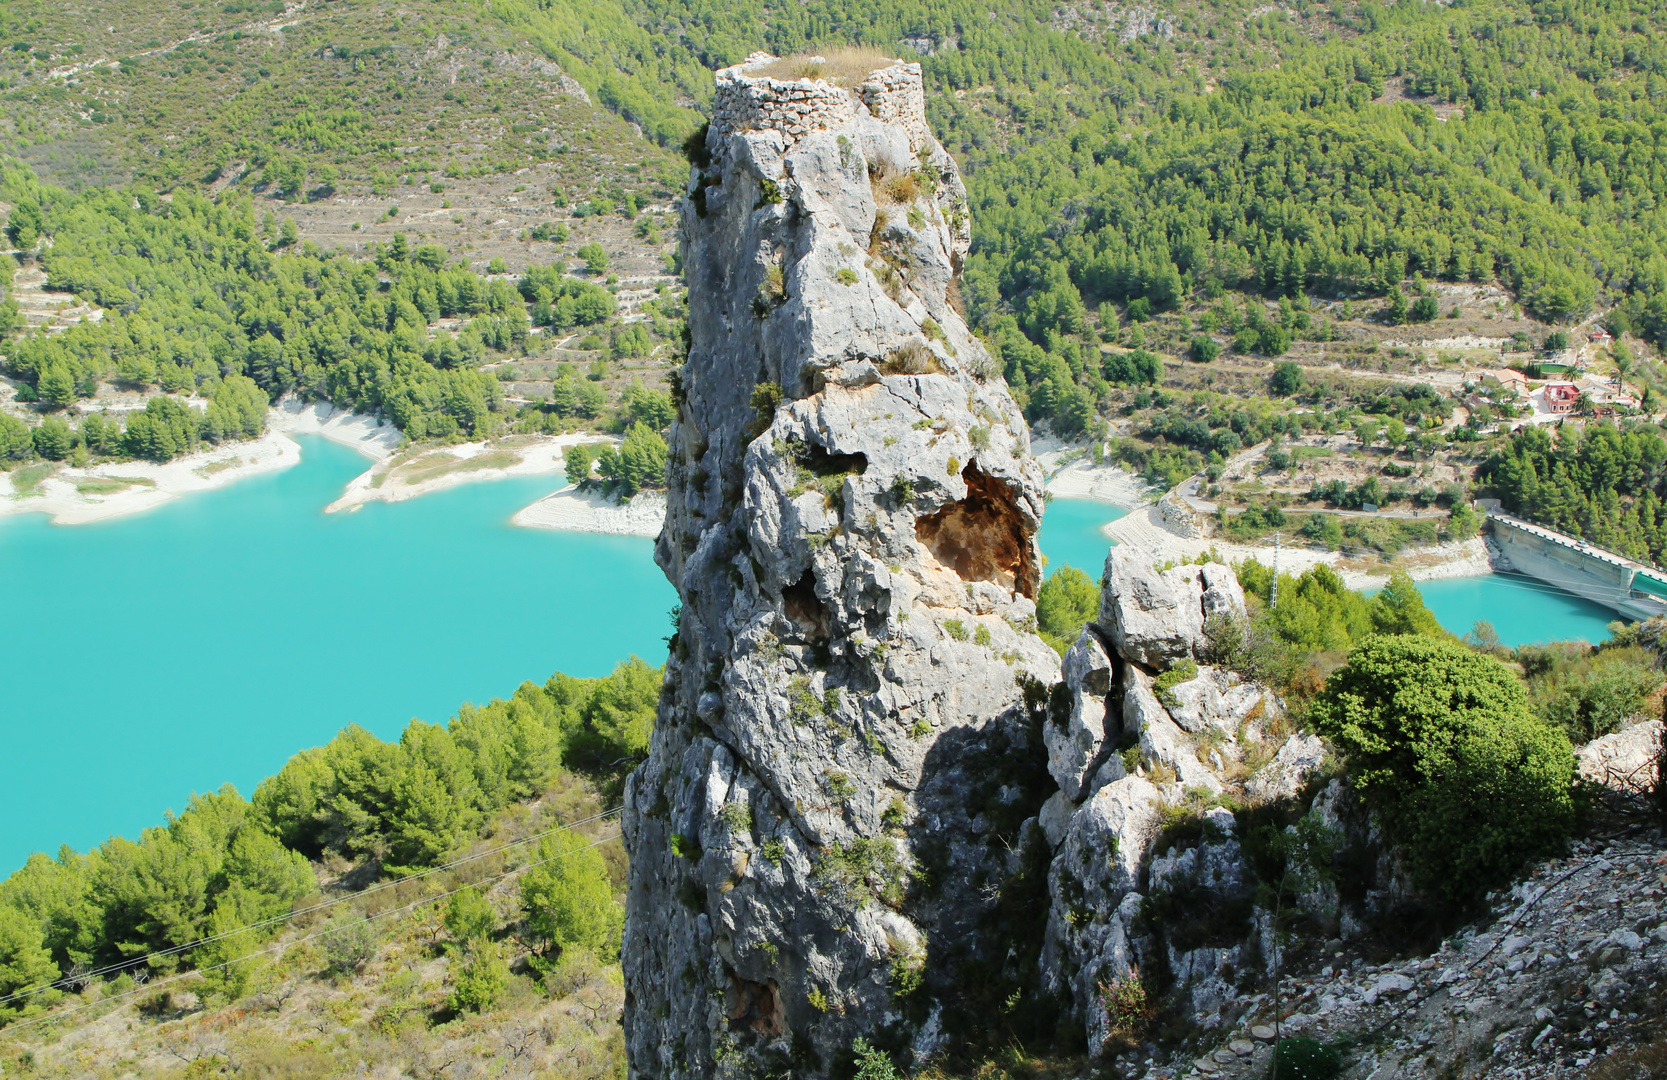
{"left": 621, "top": 54, "right": 1060, "bottom": 1076}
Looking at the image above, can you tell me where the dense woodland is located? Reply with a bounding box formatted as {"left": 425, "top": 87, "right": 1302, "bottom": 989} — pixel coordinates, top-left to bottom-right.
{"left": 473, "top": 0, "right": 1667, "bottom": 437}
{"left": 0, "top": 168, "right": 684, "bottom": 465}
{"left": 1485, "top": 422, "right": 1667, "bottom": 562}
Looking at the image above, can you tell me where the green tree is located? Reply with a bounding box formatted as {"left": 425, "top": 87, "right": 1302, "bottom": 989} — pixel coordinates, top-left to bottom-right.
{"left": 0, "top": 905, "right": 59, "bottom": 1022}
{"left": 1270, "top": 361, "right": 1303, "bottom": 396}
{"left": 194, "top": 903, "right": 265, "bottom": 1003}
{"left": 1309, "top": 634, "right": 1577, "bottom": 898}
{"left": 31, "top": 416, "right": 73, "bottom": 460}
{"left": 202, "top": 375, "right": 268, "bottom": 442}
{"left": 594, "top": 422, "right": 667, "bottom": 496}
{"left": 578, "top": 656, "right": 661, "bottom": 765}
{"left": 386, "top": 723, "right": 482, "bottom": 873}
{"left": 1368, "top": 571, "right": 1446, "bottom": 637}
{"left": 122, "top": 396, "right": 198, "bottom": 461}
{"left": 6, "top": 199, "right": 43, "bottom": 249}
{"left": 563, "top": 442, "right": 598, "bottom": 488}
{"left": 519, "top": 829, "right": 622, "bottom": 958}
{"left": 37, "top": 365, "right": 76, "bottom": 409}
{"left": 1036, "top": 566, "right": 1101, "bottom": 656}
{"left": 0, "top": 414, "right": 30, "bottom": 459}
{"left": 1387, "top": 288, "right": 1409, "bottom": 325}
{"left": 577, "top": 243, "right": 608, "bottom": 275}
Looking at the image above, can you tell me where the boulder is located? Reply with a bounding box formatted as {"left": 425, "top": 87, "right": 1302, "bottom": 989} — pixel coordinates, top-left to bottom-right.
{"left": 1098, "top": 556, "right": 1246, "bottom": 668}
{"left": 1165, "top": 665, "right": 1263, "bottom": 735}
{"left": 1118, "top": 667, "right": 1222, "bottom": 794}
{"left": 1245, "top": 732, "right": 1326, "bottom": 804}
{"left": 1577, "top": 720, "right": 1663, "bottom": 794}
{"left": 1045, "top": 628, "right": 1115, "bottom": 800}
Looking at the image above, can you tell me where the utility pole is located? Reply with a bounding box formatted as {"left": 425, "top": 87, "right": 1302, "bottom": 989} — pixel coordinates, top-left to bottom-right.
{"left": 1270, "top": 531, "right": 1281, "bottom": 609}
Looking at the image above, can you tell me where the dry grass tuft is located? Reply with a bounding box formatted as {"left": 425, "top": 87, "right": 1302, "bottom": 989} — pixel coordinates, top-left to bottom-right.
{"left": 883, "top": 172, "right": 921, "bottom": 204}
{"left": 748, "top": 47, "right": 898, "bottom": 86}
{"left": 880, "top": 338, "right": 943, "bottom": 376}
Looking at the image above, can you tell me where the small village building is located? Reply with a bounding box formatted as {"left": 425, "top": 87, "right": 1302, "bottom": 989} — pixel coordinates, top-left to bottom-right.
{"left": 1542, "top": 383, "right": 1580, "bottom": 414}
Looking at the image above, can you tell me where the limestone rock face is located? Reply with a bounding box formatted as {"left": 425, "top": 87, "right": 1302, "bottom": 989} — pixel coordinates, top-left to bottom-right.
{"left": 1045, "top": 629, "right": 1118, "bottom": 801}
{"left": 1040, "top": 776, "right": 1164, "bottom": 1048}
{"left": 622, "top": 55, "right": 1057, "bottom": 1077}
{"left": 1101, "top": 558, "right": 1245, "bottom": 668}
{"left": 1576, "top": 719, "right": 1664, "bottom": 795}
{"left": 1244, "top": 732, "right": 1326, "bottom": 804}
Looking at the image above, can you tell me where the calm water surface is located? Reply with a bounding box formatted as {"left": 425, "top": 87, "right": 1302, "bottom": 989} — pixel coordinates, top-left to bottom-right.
{"left": 1416, "top": 572, "right": 1615, "bottom": 646}
{"left": 1037, "top": 497, "right": 1126, "bottom": 578}
{"left": 0, "top": 437, "right": 674, "bottom": 872}
{"left": 0, "top": 474, "right": 1620, "bottom": 872}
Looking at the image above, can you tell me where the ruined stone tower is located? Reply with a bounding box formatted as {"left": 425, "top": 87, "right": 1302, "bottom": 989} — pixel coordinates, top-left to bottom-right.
{"left": 621, "top": 55, "right": 1061, "bottom": 1076}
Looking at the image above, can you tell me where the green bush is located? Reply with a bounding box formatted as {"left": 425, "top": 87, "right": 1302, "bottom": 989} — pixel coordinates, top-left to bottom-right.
{"left": 1269, "top": 1038, "right": 1342, "bottom": 1080}
{"left": 851, "top": 1038, "right": 903, "bottom": 1080}
{"left": 446, "top": 940, "right": 509, "bottom": 1013}
{"left": 1154, "top": 659, "right": 1198, "bottom": 706}
{"left": 1309, "top": 634, "right": 1577, "bottom": 899}
{"left": 1037, "top": 565, "right": 1100, "bottom": 656}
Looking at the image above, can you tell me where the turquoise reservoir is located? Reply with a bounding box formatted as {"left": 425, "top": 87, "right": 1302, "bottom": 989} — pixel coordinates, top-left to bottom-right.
{"left": 1414, "top": 572, "right": 1616, "bottom": 646}
{"left": 1037, "top": 498, "right": 1616, "bottom": 646}
{"left": 1037, "top": 497, "right": 1127, "bottom": 579}
{"left": 0, "top": 437, "right": 674, "bottom": 873}
{"left": 0, "top": 470, "right": 1622, "bottom": 874}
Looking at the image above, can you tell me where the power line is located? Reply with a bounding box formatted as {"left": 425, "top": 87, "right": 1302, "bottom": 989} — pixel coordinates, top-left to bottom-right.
{"left": 2, "top": 828, "right": 624, "bottom": 1036}
{"left": 0, "top": 807, "right": 622, "bottom": 1010}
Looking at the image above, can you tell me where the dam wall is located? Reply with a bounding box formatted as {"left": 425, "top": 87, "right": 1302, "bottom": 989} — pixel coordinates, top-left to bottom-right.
{"left": 1486, "top": 509, "right": 1667, "bottom": 622}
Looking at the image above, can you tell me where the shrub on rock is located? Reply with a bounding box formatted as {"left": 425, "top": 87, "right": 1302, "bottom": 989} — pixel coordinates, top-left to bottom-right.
{"left": 1309, "top": 634, "right": 1577, "bottom": 900}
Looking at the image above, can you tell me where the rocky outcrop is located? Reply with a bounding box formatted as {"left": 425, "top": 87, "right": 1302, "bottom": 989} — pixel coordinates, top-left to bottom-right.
{"left": 1100, "top": 559, "right": 1244, "bottom": 669}
{"left": 1576, "top": 719, "right": 1663, "bottom": 795}
{"left": 622, "top": 55, "right": 1056, "bottom": 1077}
{"left": 625, "top": 52, "right": 1539, "bottom": 1080}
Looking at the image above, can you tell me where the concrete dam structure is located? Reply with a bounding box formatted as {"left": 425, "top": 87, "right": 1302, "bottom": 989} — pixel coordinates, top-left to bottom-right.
{"left": 1486, "top": 509, "right": 1667, "bottom": 622}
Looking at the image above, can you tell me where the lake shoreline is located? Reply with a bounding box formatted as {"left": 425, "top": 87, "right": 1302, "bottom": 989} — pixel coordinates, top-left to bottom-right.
{"left": 512, "top": 487, "right": 667, "bottom": 536}
{"left": 325, "top": 431, "right": 614, "bottom": 515}
{"left": 0, "top": 400, "right": 398, "bottom": 526}
{"left": 0, "top": 400, "right": 667, "bottom": 535}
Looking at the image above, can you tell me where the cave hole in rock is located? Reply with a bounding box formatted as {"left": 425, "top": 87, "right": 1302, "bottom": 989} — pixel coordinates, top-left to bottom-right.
{"left": 782, "top": 569, "right": 830, "bottom": 641}
{"left": 725, "top": 970, "right": 786, "bottom": 1035}
{"left": 785, "top": 441, "right": 868, "bottom": 516}
{"left": 914, "top": 461, "right": 1040, "bottom": 598}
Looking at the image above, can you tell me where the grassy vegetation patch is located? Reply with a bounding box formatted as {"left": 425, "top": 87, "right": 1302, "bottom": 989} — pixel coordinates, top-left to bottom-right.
{"left": 192, "top": 458, "right": 242, "bottom": 478}
{"left": 9, "top": 463, "right": 57, "bottom": 495}
{"left": 75, "top": 475, "right": 158, "bottom": 494}
{"left": 396, "top": 449, "right": 520, "bottom": 486}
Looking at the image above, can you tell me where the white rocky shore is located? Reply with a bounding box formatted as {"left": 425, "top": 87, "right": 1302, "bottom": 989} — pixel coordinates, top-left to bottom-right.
{"left": 1103, "top": 503, "right": 1495, "bottom": 589}
{"left": 0, "top": 398, "right": 674, "bottom": 536}
{"left": 511, "top": 487, "right": 665, "bottom": 536}
{"left": 0, "top": 399, "right": 396, "bottom": 525}
{"left": 325, "top": 430, "right": 597, "bottom": 514}
{"left": 1036, "top": 446, "right": 1496, "bottom": 588}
